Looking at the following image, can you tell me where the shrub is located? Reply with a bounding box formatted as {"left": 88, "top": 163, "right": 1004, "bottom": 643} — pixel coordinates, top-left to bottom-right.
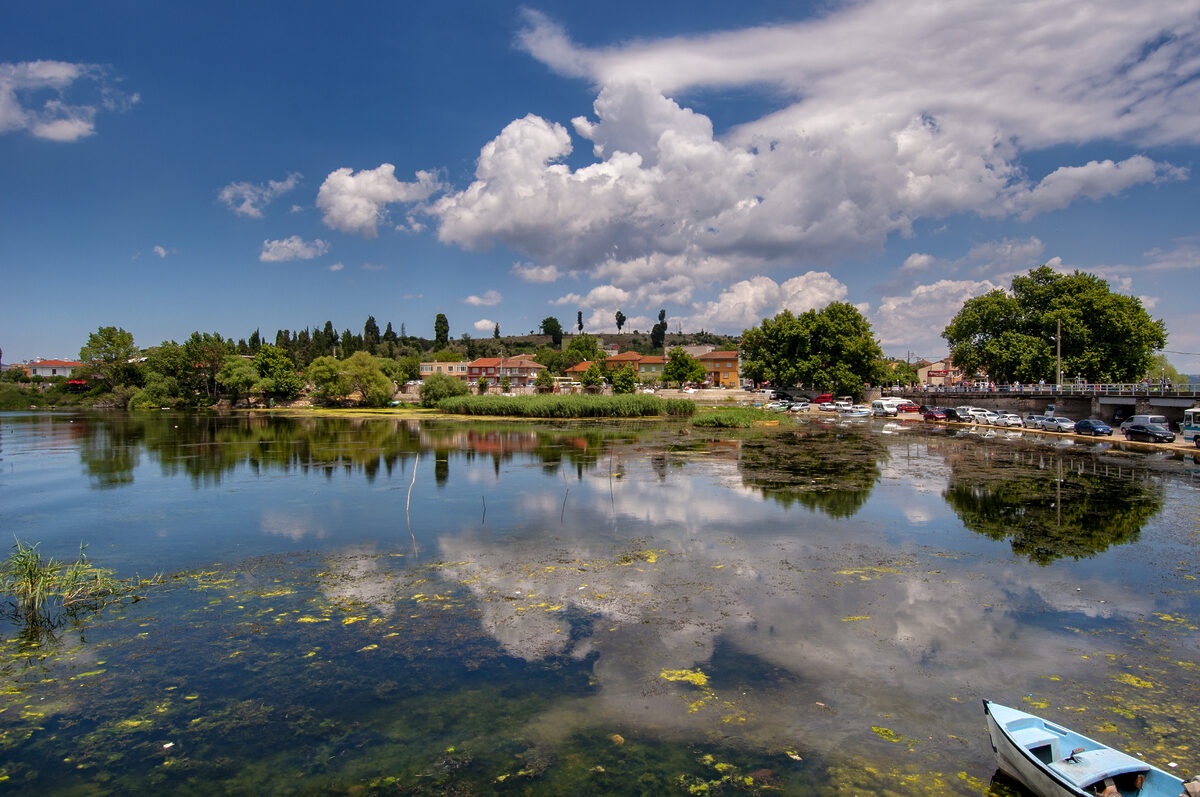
{"left": 691, "top": 408, "right": 775, "bottom": 428}
{"left": 419, "top": 373, "right": 470, "bottom": 407}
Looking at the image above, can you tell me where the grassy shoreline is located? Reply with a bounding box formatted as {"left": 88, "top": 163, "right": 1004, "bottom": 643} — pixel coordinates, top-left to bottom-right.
{"left": 434, "top": 393, "right": 697, "bottom": 418}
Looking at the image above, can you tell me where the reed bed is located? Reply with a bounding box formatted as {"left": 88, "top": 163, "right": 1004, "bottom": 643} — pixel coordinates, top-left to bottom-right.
{"left": 435, "top": 394, "right": 696, "bottom": 418}
{"left": 690, "top": 407, "right": 777, "bottom": 428}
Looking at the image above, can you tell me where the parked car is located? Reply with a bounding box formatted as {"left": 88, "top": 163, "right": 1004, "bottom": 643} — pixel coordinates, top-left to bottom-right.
{"left": 812, "top": 393, "right": 833, "bottom": 404}
{"left": 897, "top": 402, "right": 920, "bottom": 413}
{"left": 1023, "top": 415, "right": 1049, "bottom": 429}
{"left": 1042, "top": 417, "right": 1076, "bottom": 433}
{"left": 923, "top": 408, "right": 946, "bottom": 421}
{"left": 1123, "top": 423, "right": 1176, "bottom": 443}
{"left": 1073, "top": 418, "right": 1113, "bottom": 436}
{"left": 995, "top": 413, "right": 1023, "bottom": 428}
{"left": 943, "top": 408, "right": 971, "bottom": 422}
{"left": 969, "top": 408, "right": 999, "bottom": 425}
{"left": 789, "top": 401, "right": 810, "bottom": 412}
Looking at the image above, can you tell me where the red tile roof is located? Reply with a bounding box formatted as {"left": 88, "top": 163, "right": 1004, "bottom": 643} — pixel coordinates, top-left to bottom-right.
{"left": 29, "top": 359, "right": 84, "bottom": 367}
{"left": 566, "top": 360, "right": 592, "bottom": 373}
{"left": 607, "top": 351, "right": 643, "bottom": 361}
{"left": 698, "top": 351, "right": 738, "bottom": 360}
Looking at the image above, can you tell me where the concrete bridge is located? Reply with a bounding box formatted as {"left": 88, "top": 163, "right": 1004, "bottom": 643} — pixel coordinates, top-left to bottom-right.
{"left": 878, "top": 383, "right": 1200, "bottom": 424}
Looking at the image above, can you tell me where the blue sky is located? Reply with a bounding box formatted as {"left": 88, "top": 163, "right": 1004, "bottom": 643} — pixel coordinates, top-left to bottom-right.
{"left": 3, "top": 0, "right": 1199, "bottom": 372}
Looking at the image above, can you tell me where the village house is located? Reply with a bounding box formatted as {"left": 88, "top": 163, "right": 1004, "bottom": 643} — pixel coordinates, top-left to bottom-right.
{"left": 25, "top": 359, "right": 84, "bottom": 378}
{"left": 603, "top": 351, "right": 643, "bottom": 372}
{"left": 419, "top": 361, "right": 471, "bottom": 382}
{"left": 917, "top": 358, "right": 962, "bottom": 387}
{"left": 467, "top": 354, "right": 545, "bottom": 387}
{"left": 697, "top": 350, "right": 740, "bottom": 388}
{"left": 637, "top": 355, "right": 665, "bottom": 380}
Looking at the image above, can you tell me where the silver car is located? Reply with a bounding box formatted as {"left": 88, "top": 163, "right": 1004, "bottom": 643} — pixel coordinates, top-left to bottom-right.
{"left": 1042, "top": 417, "right": 1076, "bottom": 433}
{"left": 995, "top": 412, "right": 1023, "bottom": 427}
{"left": 1023, "top": 415, "right": 1048, "bottom": 429}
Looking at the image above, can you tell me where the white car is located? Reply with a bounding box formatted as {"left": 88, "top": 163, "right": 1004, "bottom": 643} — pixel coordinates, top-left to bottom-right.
{"left": 996, "top": 412, "right": 1023, "bottom": 427}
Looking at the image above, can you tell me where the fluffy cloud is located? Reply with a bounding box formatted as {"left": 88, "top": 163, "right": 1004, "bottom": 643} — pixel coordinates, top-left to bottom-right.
{"left": 462, "top": 289, "right": 502, "bottom": 306}
{"left": 219, "top": 172, "right": 302, "bottom": 218}
{"left": 1006, "top": 157, "right": 1187, "bottom": 220}
{"left": 685, "top": 271, "right": 848, "bottom": 331}
{"left": 552, "top": 284, "right": 631, "bottom": 308}
{"left": 317, "top": 165, "right": 441, "bottom": 237}
{"left": 0, "top": 60, "right": 138, "bottom": 141}
{"left": 473, "top": 319, "right": 496, "bottom": 332}
{"left": 424, "top": 2, "right": 1199, "bottom": 293}
{"left": 511, "top": 262, "right": 564, "bottom": 283}
{"left": 152, "top": 245, "right": 169, "bottom": 258}
{"left": 259, "top": 235, "right": 330, "bottom": 262}
{"left": 870, "top": 279, "right": 1000, "bottom": 357}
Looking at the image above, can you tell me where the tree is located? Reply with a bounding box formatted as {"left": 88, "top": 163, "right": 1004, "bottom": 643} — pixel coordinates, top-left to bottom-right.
{"left": 342, "top": 351, "right": 393, "bottom": 406}
{"left": 216, "top": 355, "right": 259, "bottom": 404}
{"left": 665, "top": 347, "right": 706, "bottom": 384}
{"left": 493, "top": 322, "right": 501, "bottom": 339}
{"left": 184, "top": 331, "right": 229, "bottom": 399}
{"left": 563, "top": 334, "right": 605, "bottom": 368}
{"left": 363, "top": 316, "right": 380, "bottom": 352}
{"left": 307, "top": 356, "right": 347, "bottom": 402}
{"left": 580, "top": 361, "right": 605, "bottom": 389}
{"left": 434, "top": 313, "right": 450, "bottom": 348}
{"left": 534, "top": 368, "right": 554, "bottom": 390}
{"left": 576, "top": 311, "right": 584, "bottom": 334}
{"left": 1144, "top": 353, "right": 1182, "bottom": 385}
{"left": 419, "top": 373, "right": 469, "bottom": 407}
{"left": 540, "top": 316, "right": 563, "bottom": 346}
{"left": 650, "top": 309, "right": 668, "bottom": 349}
{"left": 615, "top": 310, "right": 626, "bottom": 333}
{"left": 942, "top": 266, "right": 1167, "bottom": 384}
{"left": 253, "top": 345, "right": 303, "bottom": 399}
{"left": 739, "top": 302, "right": 886, "bottom": 397}
{"left": 79, "top": 326, "right": 139, "bottom": 389}
{"left": 476, "top": 375, "right": 489, "bottom": 394}
{"left": 612, "top": 364, "right": 636, "bottom": 394}
{"left": 499, "top": 375, "right": 511, "bottom": 392}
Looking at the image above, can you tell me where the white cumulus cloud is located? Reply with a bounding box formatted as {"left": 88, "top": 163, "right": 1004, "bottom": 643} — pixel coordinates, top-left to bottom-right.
{"left": 259, "top": 235, "right": 330, "bottom": 262}
{"left": 317, "top": 165, "right": 441, "bottom": 237}
{"left": 473, "top": 318, "right": 496, "bottom": 332}
{"left": 511, "top": 262, "right": 564, "bottom": 283}
{"left": 685, "top": 271, "right": 849, "bottom": 332}
{"left": 871, "top": 279, "right": 1000, "bottom": 358}
{"left": 463, "top": 289, "right": 502, "bottom": 306}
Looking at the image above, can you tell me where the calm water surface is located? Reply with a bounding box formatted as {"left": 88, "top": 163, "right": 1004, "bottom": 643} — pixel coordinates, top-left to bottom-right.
{"left": 1, "top": 411, "right": 1198, "bottom": 795}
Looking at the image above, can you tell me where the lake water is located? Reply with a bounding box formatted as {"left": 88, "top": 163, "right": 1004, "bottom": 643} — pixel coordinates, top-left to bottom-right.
{"left": 1, "top": 410, "right": 1198, "bottom": 794}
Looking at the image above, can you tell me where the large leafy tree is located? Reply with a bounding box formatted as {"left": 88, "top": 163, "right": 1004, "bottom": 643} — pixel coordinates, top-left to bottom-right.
{"left": 942, "top": 266, "right": 1167, "bottom": 383}
{"left": 563, "top": 334, "right": 605, "bottom": 368}
{"left": 614, "top": 310, "right": 626, "bottom": 332}
{"left": 79, "top": 326, "right": 139, "bottom": 389}
{"left": 740, "top": 302, "right": 886, "bottom": 397}
{"left": 540, "top": 316, "right": 563, "bottom": 346}
{"left": 184, "top": 332, "right": 230, "bottom": 399}
{"left": 665, "top": 347, "right": 706, "bottom": 384}
{"left": 253, "top": 345, "right": 303, "bottom": 399}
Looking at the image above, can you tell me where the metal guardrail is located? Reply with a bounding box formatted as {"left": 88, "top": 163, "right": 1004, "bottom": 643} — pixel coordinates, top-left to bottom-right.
{"left": 888, "top": 383, "right": 1199, "bottom": 398}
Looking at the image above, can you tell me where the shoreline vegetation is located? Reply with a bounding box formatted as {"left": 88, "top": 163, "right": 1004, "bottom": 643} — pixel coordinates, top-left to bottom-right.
{"left": 434, "top": 394, "right": 696, "bottom": 418}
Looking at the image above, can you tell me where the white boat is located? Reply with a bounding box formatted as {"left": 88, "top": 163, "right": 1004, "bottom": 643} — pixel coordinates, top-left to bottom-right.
{"left": 983, "top": 700, "right": 1194, "bottom": 797}
{"left": 837, "top": 405, "right": 870, "bottom": 418}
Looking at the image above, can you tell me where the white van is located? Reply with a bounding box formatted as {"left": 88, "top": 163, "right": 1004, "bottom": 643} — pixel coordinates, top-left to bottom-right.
{"left": 1120, "top": 414, "right": 1168, "bottom": 432}
{"left": 872, "top": 398, "right": 904, "bottom": 416}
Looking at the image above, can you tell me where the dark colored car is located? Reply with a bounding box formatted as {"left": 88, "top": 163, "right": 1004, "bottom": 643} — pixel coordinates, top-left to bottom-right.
{"left": 1073, "top": 418, "right": 1113, "bottom": 436}
{"left": 943, "top": 407, "right": 971, "bottom": 422}
{"left": 923, "top": 408, "right": 946, "bottom": 421}
{"left": 1123, "top": 423, "right": 1176, "bottom": 443}
{"left": 897, "top": 402, "right": 920, "bottom": 413}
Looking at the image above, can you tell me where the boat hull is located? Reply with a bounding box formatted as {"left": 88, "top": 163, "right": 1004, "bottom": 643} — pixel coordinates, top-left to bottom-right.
{"left": 983, "top": 700, "right": 1185, "bottom": 797}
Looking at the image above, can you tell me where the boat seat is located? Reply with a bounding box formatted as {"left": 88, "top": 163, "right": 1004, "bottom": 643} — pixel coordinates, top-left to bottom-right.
{"left": 1009, "top": 727, "right": 1059, "bottom": 752}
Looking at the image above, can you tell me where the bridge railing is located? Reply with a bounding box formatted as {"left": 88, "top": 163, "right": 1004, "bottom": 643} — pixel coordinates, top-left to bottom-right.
{"left": 887, "top": 382, "right": 1199, "bottom": 398}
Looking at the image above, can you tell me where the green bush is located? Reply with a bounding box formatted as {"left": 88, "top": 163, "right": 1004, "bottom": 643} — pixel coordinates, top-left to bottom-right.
{"left": 435, "top": 394, "right": 695, "bottom": 418}
{"left": 419, "top": 373, "right": 470, "bottom": 407}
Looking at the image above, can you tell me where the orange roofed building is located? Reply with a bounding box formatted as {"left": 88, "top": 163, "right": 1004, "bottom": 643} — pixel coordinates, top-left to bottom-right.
{"left": 466, "top": 355, "right": 546, "bottom": 386}
{"left": 697, "top": 351, "right": 740, "bottom": 388}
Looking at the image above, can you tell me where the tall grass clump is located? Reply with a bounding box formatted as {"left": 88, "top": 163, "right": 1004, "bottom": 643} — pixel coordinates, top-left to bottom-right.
{"left": 691, "top": 407, "right": 776, "bottom": 428}
{"left": 1, "top": 539, "right": 156, "bottom": 628}
{"left": 436, "top": 394, "right": 696, "bottom": 418}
